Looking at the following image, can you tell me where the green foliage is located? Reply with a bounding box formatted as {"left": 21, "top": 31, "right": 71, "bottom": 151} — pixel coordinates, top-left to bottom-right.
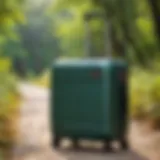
{"left": 0, "top": 0, "right": 26, "bottom": 78}
{"left": 50, "top": 0, "right": 160, "bottom": 67}
{"left": 53, "top": 2, "right": 107, "bottom": 57}
{"left": 0, "top": 1, "right": 23, "bottom": 155}
{"left": 55, "top": 4, "right": 87, "bottom": 57}
{"left": 0, "top": 3, "right": 61, "bottom": 76}
{"left": 14, "top": 7, "right": 61, "bottom": 75}
{"left": 50, "top": 0, "right": 89, "bottom": 12}
{"left": 0, "top": 0, "right": 26, "bottom": 39}
{"left": 0, "top": 58, "right": 20, "bottom": 145}
{"left": 130, "top": 69, "right": 151, "bottom": 118}
{"left": 130, "top": 69, "right": 160, "bottom": 128}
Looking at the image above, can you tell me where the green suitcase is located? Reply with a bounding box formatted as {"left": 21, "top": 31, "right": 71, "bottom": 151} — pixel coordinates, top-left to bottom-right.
{"left": 51, "top": 58, "right": 128, "bottom": 150}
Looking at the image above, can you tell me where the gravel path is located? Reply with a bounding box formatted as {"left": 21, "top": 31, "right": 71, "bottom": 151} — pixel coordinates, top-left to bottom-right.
{"left": 14, "top": 83, "right": 151, "bottom": 160}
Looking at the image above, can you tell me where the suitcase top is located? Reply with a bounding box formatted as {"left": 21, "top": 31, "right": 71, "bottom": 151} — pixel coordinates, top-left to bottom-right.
{"left": 53, "top": 58, "right": 127, "bottom": 68}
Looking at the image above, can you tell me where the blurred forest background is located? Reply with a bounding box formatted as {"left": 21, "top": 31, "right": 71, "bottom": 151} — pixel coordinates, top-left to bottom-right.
{"left": 1, "top": 0, "right": 160, "bottom": 77}
{"left": 0, "top": 0, "right": 160, "bottom": 156}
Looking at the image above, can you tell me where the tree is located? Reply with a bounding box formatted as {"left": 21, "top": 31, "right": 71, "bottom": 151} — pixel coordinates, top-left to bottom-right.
{"left": 18, "top": 6, "right": 61, "bottom": 74}
{"left": 0, "top": 0, "right": 25, "bottom": 39}
{"left": 50, "top": 0, "right": 159, "bottom": 67}
{"left": 148, "top": 0, "right": 160, "bottom": 45}
{"left": 0, "top": 1, "right": 60, "bottom": 76}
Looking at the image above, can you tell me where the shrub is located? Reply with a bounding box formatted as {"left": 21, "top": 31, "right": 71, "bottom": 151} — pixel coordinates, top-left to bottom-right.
{"left": 130, "top": 69, "right": 160, "bottom": 129}
{"left": 129, "top": 69, "right": 151, "bottom": 119}
{"left": 0, "top": 58, "right": 20, "bottom": 146}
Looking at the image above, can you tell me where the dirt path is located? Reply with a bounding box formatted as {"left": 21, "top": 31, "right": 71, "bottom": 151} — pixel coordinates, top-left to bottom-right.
{"left": 16, "top": 83, "right": 65, "bottom": 160}
{"left": 14, "top": 83, "right": 159, "bottom": 160}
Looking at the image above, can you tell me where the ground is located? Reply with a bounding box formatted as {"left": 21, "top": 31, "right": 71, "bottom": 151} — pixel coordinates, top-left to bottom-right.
{"left": 12, "top": 83, "right": 160, "bottom": 160}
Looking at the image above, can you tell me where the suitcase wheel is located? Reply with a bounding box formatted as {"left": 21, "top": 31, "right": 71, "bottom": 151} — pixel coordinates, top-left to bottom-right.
{"left": 53, "top": 136, "right": 61, "bottom": 148}
{"left": 72, "top": 139, "right": 80, "bottom": 150}
{"left": 104, "top": 139, "right": 113, "bottom": 152}
{"left": 120, "top": 139, "right": 129, "bottom": 150}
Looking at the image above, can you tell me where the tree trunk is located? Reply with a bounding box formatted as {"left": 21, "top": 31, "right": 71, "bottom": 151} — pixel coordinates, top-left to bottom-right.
{"left": 148, "top": 0, "right": 160, "bottom": 44}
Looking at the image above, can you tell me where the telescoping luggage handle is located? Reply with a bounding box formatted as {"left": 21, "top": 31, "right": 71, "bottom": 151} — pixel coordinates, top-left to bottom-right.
{"left": 83, "top": 11, "right": 113, "bottom": 58}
